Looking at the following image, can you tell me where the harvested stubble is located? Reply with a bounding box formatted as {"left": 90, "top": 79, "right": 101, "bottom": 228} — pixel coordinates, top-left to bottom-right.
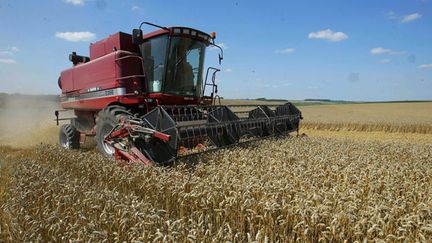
{"left": 1, "top": 137, "right": 432, "bottom": 242}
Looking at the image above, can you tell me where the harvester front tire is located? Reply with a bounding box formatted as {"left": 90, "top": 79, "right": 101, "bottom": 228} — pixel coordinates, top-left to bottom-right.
{"left": 59, "top": 124, "right": 80, "bottom": 149}
{"left": 95, "top": 106, "right": 132, "bottom": 158}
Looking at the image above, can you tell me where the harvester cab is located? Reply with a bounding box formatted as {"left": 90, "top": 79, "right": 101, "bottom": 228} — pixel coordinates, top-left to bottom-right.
{"left": 130, "top": 22, "right": 223, "bottom": 104}
{"left": 56, "top": 21, "right": 302, "bottom": 165}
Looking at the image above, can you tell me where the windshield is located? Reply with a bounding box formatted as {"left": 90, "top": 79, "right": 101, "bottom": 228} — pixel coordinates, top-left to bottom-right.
{"left": 140, "top": 35, "right": 168, "bottom": 93}
{"left": 164, "top": 37, "right": 206, "bottom": 96}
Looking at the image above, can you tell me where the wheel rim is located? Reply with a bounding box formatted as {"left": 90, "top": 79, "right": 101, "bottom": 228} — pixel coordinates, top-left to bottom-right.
{"left": 100, "top": 123, "right": 115, "bottom": 155}
{"left": 60, "top": 131, "right": 70, "bottom": 149}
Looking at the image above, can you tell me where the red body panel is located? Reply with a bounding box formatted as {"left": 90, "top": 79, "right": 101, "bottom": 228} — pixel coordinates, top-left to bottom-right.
{"left": 61, "top": 69, "right": 74, "bottom": 91}
{"left": 62, "top": 95, "right": 147, "bottom": 110}
{"left": 61, "top": 52, "right": 119, "bottom": 94}
{"left": 142, "top": 29, "right": 170, "bottom": 40}
{"left": 90, "top": 32, "right": 138, "bottom": 60}
{"left": 59, "top": 29, "right": 210, "bottom": 113}
{"left": 61, "top": 51, "right": 142, "bottom": 94}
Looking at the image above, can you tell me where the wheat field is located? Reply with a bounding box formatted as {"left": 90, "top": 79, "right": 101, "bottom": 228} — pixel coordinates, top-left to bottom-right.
{"left": 2, "top": 138, "right": 432, "bottom": 242}
{"left": 301, "top": 102, "right": 432, "bottom": 134}
{"left": 1, "top": 99, "right": 432, "bottom": 242}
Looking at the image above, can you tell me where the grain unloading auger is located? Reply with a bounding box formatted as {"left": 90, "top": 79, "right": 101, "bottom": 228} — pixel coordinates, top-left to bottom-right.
{"left": 102, "top": 104, "right": 302, "bottom": 165}
{"left": 55, "top": 21, "right": 303, "bottom": 165}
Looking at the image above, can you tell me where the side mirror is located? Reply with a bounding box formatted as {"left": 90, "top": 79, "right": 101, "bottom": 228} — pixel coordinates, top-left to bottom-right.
{"left": 132, "top": 29, "right": 143, "bottom": 45}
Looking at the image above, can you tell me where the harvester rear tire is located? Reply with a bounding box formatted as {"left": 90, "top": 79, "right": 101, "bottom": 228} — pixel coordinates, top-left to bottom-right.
{"left": 95, "top": 105, "right": 132, "bottom": 158}
{"left": 59, "top": 124, "right": 80, "bottom": 149}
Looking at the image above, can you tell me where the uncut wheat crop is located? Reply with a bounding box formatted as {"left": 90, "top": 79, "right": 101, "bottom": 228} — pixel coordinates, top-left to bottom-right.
{"left": 1, "top": 136, "right": 431, "bottom": 242}
{"left": 301, "top": 102, "right": 432, "bottom": 134}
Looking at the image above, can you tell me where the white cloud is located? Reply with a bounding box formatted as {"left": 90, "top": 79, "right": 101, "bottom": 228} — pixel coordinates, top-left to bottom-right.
{"left": 308, "top": 29, "right": 348, "bottom": 42}
{"left": 385, "top": 11, "right": 398, "bottom": 20}
{"left": 55, "top": 32, "right": 96, "bottom": 42}
{"left": 370, "top": 47, "right": 406, "bottom": 55}
{"left": 401, "top": 13, "right": 422, "bottom": 23}
{"left": 386, "top": 11, "right": 422, "bottom": 23}
{"left": 0, "top": 58, "right": 17, "bottom": 64}
{"left": 379, "top": 59, "right": 391, "bottom": 64}
{"left": 64, "top": 0, "right": 85, "bottom": 6}
{"left": 370, "top": 47, "right": 391, "bottom": 55}
{"left": 0, "top": 46, "right": 20, "bottom": 56}
{"left": 224, "top": 68, "right": 232, "bottom": 72}
{"left": 257, "top": 82, "right": 291, "bottom": 88}
{"left": 0, "top": 51, "right": 13, "bottom": 56}
{"left": 260, "top": 84, "right": 279, "bottom": 88}
{"left": 418, "top": 64, "right": 432, "bottom": 69}
{"left": 275, "top": 48, "right": 295, "bottom": 54}
{"left": 131, "top": 5, "right": 140, "bottom": 11}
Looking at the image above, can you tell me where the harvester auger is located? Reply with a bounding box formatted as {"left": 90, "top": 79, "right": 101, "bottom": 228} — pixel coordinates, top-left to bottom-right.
{"left": 55, "top": 21, "right": 303, "bottom": 165}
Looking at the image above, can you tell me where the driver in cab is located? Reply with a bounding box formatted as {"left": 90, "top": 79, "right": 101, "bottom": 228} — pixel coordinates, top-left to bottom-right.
{"left": 173, "top": 41, "right": 194, "bottom": 92}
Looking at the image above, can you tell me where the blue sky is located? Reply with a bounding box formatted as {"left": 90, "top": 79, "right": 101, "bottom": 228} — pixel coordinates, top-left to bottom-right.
{"left": 0, "top": 0, "right": 431, "bottom": 101}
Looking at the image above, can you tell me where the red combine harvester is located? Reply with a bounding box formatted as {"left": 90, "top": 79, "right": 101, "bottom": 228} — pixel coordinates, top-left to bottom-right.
{"left": 56, "top": 22, "right": 302, "bottom": 165}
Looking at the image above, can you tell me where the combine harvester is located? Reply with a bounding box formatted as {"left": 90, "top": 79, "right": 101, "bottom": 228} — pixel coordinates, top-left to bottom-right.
{"left": 56, "top": 22, "right": 302, "bottom": 165}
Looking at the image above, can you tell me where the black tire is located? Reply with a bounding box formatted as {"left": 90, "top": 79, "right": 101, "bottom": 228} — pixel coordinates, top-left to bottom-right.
{"left": 59, "top": 123, "right": 80, "bottom": 149}
{"left": 95, "top": 105, "right": 132, "bottom": 157}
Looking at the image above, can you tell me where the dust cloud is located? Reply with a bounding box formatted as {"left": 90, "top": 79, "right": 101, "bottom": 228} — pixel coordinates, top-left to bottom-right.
{"left": 0, "top": 94, "right": 62, "bottom": 147}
